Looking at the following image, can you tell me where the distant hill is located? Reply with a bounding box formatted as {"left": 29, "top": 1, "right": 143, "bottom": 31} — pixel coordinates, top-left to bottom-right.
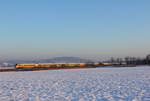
{"left": 44, "top": 57, "right": 94, "bottom": 63}
{"left": 5, "top": 57, "right": 94, "bottom": 64}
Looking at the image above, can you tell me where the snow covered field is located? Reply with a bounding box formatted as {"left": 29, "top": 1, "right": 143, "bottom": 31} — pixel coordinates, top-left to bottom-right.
{"left": 0, "top": 66, "right": 150, "bottom": 101}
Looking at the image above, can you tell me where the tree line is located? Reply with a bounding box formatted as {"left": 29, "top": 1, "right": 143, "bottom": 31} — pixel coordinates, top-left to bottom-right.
{"left": 107, "top": 54, "right": 150, "bottom": 65}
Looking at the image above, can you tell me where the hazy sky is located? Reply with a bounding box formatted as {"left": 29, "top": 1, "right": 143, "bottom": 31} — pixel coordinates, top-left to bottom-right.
{"left": 0, "top": 0, "right": 150, "bottom": 60}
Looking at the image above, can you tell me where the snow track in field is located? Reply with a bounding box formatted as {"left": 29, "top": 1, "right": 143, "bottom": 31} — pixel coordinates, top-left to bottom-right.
{"left": 0, "top": 66, "right": 150, "bottom": 101}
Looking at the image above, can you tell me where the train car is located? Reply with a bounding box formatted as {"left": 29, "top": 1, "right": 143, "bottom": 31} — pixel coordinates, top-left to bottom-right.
{"left": 15, "top": 63, "right": 88, "bottom": 69}
{"left": 16, "top": 64, "right": 39, "bottom": 69}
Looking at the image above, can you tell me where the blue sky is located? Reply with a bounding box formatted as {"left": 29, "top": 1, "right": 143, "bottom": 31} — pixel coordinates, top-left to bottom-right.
{"left": 0, "top": 0, "right": 150, "bottom": 60}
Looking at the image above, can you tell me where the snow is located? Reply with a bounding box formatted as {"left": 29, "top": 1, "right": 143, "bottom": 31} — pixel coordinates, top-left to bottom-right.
{"left": 0, "top": 66, "right": 150, "bottom": 101}
{"left": 0, "top": 67, "right": 15, "bottom": 69}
